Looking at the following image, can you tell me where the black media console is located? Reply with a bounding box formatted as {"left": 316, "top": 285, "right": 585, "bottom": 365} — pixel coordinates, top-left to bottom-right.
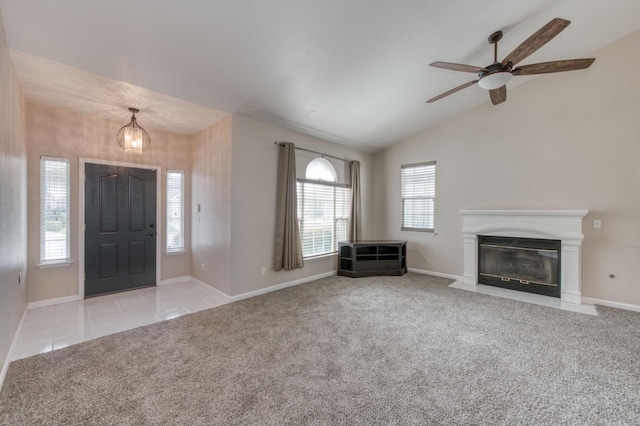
{"left": 338, "top": 240, "right": 407, "bottom": 278}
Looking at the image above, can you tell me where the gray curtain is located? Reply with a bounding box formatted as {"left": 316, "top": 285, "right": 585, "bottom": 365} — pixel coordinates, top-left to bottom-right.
{"left": 274, "top": 142, "right": 304, "bottom": 271}
{"left": 348, "top": 160, "right": 362, "bottom": 241}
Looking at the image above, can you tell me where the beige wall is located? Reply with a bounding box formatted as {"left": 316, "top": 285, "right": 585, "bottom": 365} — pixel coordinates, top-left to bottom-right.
{"left": 0, "top": 10, "right": 27, "bottom": 373}
{"left": 229, "top": 115, "right": 373, "bottom": 296}
{"left": 373, "top": 29, "right": 640, "bottom": 306}
{"left": 26, "top": 103, "right": 192, "bottom": 302}
{"left": 191, "top": 115, "right": 233, "bottom": 294}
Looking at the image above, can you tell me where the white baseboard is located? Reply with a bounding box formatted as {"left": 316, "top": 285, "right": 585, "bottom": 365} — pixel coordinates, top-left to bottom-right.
{"left": 408, "top": 271, "right": 640, "bottom": 314}
{"left": 157, "top": 275, "right": 191, "bottom": 286}
{"left": 1, "top": 306, "right": 28, "bottom": 391}
{"left": 189, "top": 271, "right": 337, "bottom": 303}
{"left": 189, "top": 277, "right": 232, "bottom": 302}
{"left": 582, "top": 297, "right": 640, "bottom": 313}
{"left": 230, "top": 271, "right": 337, "bottom": 302}
{"left": 407, "top": 268, "right": 463, "bottom": 281}
{"left": 28, "top": 294, "right": 81, "bottom": 310}
{"left": 26, "top": 276, "right": 191, "bottom": 307}
{"left": 408, "top": 269, "right": 640, "bottom": 314}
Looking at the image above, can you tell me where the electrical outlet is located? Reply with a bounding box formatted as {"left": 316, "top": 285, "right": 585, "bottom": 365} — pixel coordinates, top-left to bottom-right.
{"left": 261, "top": 267, "right": 267, "bottom": 276}
{"left": 593, "top": 219, "right": 602, "bottom": 229}
{"left": 201, "top": 263, "right": 205, "bottom": 271}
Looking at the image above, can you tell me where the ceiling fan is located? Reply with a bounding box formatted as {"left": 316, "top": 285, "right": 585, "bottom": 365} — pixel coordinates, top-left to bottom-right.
{"left": 426, "top": 18, "right": 595, "bottom": 106}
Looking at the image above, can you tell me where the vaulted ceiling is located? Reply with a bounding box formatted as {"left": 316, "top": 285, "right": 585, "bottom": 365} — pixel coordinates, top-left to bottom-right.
{"left": 2, "top": 0, "right": 640, "bottom": 152}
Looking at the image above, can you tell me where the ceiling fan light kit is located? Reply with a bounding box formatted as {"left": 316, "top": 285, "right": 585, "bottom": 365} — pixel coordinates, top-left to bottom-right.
{"left": 427, "top": 18, "right": 596, "bottom": 106}
{"left": 477, "top": 71, "right": 512, "bottom": 90}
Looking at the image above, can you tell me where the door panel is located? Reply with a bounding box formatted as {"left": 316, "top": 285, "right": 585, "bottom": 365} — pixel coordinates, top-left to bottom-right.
{"left": 99, "top": 175, "right": 118, "bottom": 232}
{"left": 85, "top": 163, "right": 157, "bottom": 297}
{"left": 128, "top": 241, "right": 146, "bottom": 274}
{"left": 128, "top": 176, "right": 146, "bottom": 231}
{"left": 99, "top": 243, "right": 119, "bottom": 279}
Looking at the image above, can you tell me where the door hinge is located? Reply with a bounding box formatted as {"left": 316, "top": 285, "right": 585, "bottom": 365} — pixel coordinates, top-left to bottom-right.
{"left": 84, "top": 273, "right": 86, "bottom": 281}
{"left": 84, "top": 223, "right": 86, "bottom": 231}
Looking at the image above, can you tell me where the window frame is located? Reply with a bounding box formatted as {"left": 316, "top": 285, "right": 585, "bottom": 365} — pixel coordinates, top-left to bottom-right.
{"left": 166, "top": 170, "right": 185, "bottom": 253}
{"left": 39, "top": 156, "right": 71, "bottom": 266}
{"left": 401, "top": 161, "right": 436, "bottom": 233}
{"left": 304, "top": 157, "right": 337, "bottom": 182}
{"left": 297, "top": 158, "right": 350, "bottom": 259}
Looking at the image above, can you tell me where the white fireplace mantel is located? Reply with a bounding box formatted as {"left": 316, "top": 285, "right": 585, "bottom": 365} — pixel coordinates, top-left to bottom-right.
{"left": 460, "top": 210, "right": 588, "bottom": 304}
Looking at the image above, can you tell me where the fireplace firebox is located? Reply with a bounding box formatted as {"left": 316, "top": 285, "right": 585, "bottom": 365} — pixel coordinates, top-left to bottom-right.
{"left": 478, "top": 235, "right": 561, "bottom": 298}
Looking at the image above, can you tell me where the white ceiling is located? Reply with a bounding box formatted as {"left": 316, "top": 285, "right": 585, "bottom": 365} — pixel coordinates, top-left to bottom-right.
{"left": 2, "top": 0, "right": 640, "bottom": 151}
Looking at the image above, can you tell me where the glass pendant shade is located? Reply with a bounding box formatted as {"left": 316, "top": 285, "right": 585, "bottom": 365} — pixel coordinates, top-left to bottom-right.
{"left": 117, "top": 108, "right": 151, "bottom": 154}
{"left": 477, "top": 71, "right": 512, "bottom": 90}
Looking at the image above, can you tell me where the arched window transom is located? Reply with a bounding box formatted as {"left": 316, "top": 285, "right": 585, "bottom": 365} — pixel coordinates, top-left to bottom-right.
{"left": 305, "top": 158, "right": 336, "bottom": 182}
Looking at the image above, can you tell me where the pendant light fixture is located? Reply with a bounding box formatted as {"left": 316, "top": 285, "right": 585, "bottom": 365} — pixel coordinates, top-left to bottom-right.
{"left": 117, "top": 108, "right": 151, "bottom": 154}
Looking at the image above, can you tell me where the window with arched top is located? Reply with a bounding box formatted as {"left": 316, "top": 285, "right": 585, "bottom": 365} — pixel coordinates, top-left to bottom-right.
{"left": 297, "top": 157, "right": 350, "bottom": 258}
{"left": 305, "top": 158, "right": 337, "bottom": 182}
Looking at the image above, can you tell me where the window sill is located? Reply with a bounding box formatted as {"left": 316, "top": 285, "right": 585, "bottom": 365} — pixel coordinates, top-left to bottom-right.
{"left": 401, "top": 227, "right": 435, "bottom": 233}
{"left": 303, "top": 252, "right": 338, "bottom": 261}
{"left": 37, "top": 260, "right": 74, "bottom": 269}
{"left": 165, "top": 250, "right": 187, "bottom": 256}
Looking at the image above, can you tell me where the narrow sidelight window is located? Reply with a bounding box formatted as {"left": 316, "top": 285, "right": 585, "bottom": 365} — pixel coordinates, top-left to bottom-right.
{"left": 40, "top": 157, "right": 71, "bottom": 263}
{"left": 401, "top": 161, "right": 436, "bottom": 232}
{"left": 166, "top": 170, "right": 185, "bottom": 252}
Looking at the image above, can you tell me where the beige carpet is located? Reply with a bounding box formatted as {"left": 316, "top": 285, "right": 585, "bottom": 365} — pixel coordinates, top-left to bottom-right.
{"left": 1, "top": 273, "right": 639, "bottom": 425}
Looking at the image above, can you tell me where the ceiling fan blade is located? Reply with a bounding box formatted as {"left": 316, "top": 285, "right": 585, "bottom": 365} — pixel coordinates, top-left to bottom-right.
{"left": 501, "top": 18, "right": 571, "bottom": 67}
{"left": 513, "top": 58, "right": 595, "bottom": 75}
{"left": 426, "top": 80, "right": 478, "bottom": 103}
{"left": 489, "top": 86, "right": 507, "bottom": 105}
{"left": 430, "top": 61, "right": 486, "bottom": 73}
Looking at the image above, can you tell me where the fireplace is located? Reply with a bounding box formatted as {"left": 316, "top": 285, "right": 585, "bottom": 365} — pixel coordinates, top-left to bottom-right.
{"left": 478, "top": 235, "right": 561, "bottom": 298}
{"left": 460, "top": 210, "right": 588, "bottom": 304}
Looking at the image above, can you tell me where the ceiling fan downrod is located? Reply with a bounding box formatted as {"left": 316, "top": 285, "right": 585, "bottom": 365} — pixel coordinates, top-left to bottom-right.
{"left": 488, "top": 30, "right": 503, "bottom": 64}
{"left": 477, "top": 30, "right": 511, "bottom": 89}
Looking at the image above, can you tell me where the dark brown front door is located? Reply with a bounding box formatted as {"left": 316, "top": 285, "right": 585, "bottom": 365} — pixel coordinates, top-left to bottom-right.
{"left": 85, "top": 163, "right": 157, "bottom": 297}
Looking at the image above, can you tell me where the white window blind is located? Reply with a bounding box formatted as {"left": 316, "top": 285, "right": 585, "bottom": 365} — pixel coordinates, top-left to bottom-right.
{"left": 297, "top": 158, "right": 350, "bottom": 258}
{"left": 166, "top": 170, "right": 184, "bottom": 252}
{"left": 401, "top": 161, "right": 436, "bottom": 232}
{"left": 40, "top": 157, "right": 70, "bottom": 262}
{"left": 297, "top": 181, "right": 350, "bottom": 258}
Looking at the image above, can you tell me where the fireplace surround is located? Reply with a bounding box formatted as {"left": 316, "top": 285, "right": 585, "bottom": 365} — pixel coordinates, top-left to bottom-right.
{"left": 460, "top": 210, "right": 588, "bottom": 304}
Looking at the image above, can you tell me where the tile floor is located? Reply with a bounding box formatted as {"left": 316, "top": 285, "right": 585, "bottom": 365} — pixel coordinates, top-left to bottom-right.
{"left": 13, "top": 279, "right": 230, "bottom": 361}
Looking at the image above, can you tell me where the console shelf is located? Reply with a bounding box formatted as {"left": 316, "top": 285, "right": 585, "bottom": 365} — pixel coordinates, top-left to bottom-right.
{"left": 338, "top": 240, "right": 407, "bottom": 278}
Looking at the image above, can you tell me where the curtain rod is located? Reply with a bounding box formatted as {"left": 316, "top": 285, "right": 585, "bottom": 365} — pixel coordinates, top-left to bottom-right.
{"left": 274, "top": 141, "right": 351, "bottom": 163}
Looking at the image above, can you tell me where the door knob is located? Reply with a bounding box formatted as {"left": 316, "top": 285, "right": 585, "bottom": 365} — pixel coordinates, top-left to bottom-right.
{"left": 147, "top": 232, "right": 157, "bottom": 237}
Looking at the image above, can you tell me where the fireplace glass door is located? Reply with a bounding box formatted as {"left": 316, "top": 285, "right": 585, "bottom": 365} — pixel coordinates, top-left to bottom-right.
{"left": 478, "top": 236, "right": 561, "bottom": 298}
